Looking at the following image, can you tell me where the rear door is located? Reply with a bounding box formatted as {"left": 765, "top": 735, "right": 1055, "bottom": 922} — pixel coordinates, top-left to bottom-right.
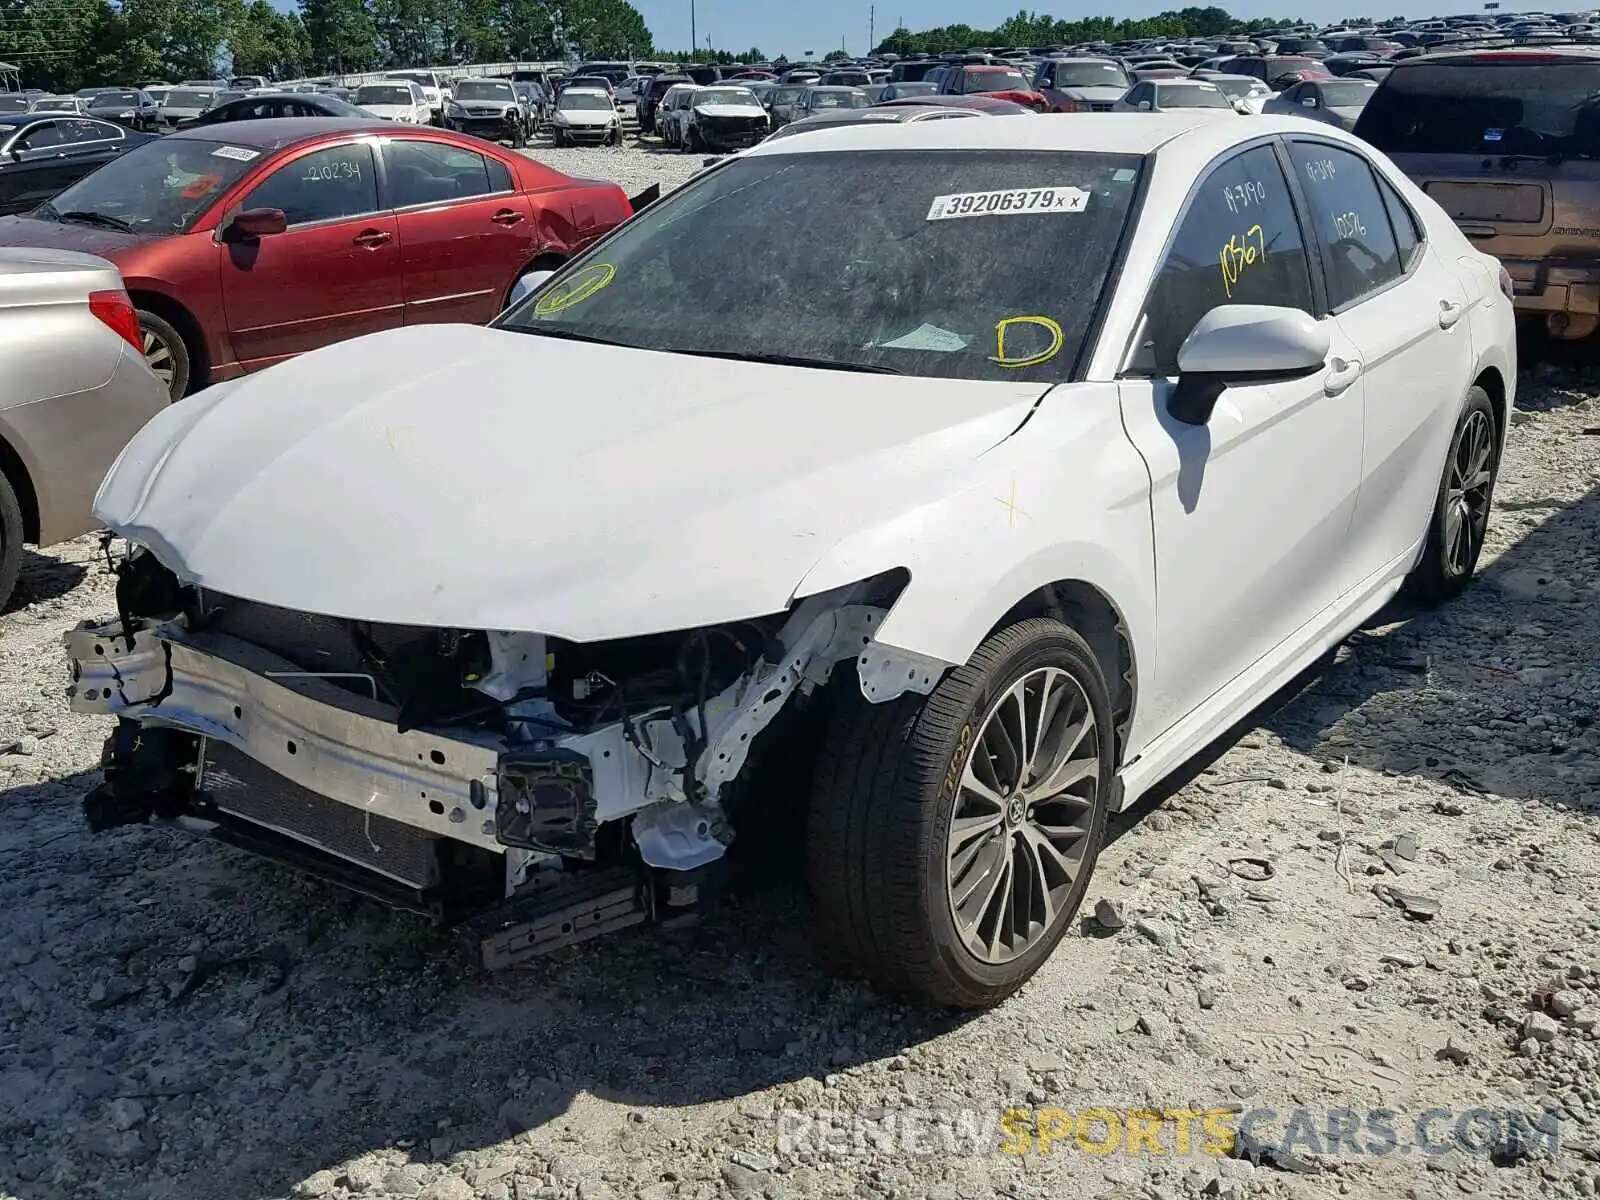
{"left": 1283, "top": 136, "right": 1472, "bottom": 584}
{"left": 220, "top": 139, "right": 403, "bottom": 370}
{"left": 383, "top": 137, "right": 537, "bottom": 325}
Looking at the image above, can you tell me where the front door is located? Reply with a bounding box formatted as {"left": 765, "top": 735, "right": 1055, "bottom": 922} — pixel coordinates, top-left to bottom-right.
{"left": 219, "top": 139, "right": 404, "bottom": 371}
{"left": 383, "top": 138, "right": 536, "bottom": 325}
{"left": 1, "top": 121, "right": 80, "bottom": 213}
{"left": 1117, "top": 141, "right": 1366, "bottom": 736}
{"left": 1283, "top": 137, "right": 1475, "bottom": 585}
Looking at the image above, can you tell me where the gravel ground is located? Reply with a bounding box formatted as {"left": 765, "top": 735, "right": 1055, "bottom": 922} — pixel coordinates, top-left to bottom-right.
{"left": 515, "top": 135, "right": 708, "bottom": 199}
{"left": 3, "top": 148, "right": 1600, "bottom": 1200}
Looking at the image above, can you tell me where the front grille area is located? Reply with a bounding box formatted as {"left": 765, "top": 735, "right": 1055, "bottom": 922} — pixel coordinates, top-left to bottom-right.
{"left": 200, "top": 741, "right": 440, "bottom": 889}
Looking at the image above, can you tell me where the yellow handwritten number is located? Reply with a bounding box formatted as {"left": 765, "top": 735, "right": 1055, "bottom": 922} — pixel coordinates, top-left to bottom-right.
{"left": 533, "top": 262, "right": 617, "bottom": 315}
{"left": 990, "top": 315, "right": 1065, "bottom": 369}
{"left": 1218, "top": 225, "right": 1265, "bottom": 298}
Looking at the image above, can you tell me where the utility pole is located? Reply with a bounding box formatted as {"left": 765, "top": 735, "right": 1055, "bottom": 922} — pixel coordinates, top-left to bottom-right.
{"left": 690, "top": 0, "right": 696, "bottom": 60}
{"left": 869, "top": 6, "right": 875, "bottom": 52}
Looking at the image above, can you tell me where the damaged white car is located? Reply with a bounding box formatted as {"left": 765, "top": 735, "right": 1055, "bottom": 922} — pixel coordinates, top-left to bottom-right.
{"left": 68, "top": 115, "right": 1515, "bottom": 1009}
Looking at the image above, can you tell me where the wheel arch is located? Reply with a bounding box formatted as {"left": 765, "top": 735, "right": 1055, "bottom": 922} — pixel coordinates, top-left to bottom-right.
{"left": 1472, "top": 364, "right": 1507, "bottom": 448}
{"left": 0, "top": 429, "right": 41, "bottom": 544}
{"left": 127, "top": 289, "right": 209, "bottom": 390}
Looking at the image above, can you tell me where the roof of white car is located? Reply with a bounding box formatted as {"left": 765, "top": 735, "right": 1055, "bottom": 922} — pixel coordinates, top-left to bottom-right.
{"left": 740, "top": 112, "right": 1346, "bottom": 160}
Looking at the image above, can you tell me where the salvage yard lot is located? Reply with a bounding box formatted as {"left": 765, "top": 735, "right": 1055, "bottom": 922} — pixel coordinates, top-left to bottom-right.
{"left": 2, "top": 148, "right": 1600, "bottom": 1200}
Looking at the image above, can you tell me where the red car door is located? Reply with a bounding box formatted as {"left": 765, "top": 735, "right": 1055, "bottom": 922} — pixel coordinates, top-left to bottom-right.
{"left": 382, "top": 137, "right": 537, "bottom": 326}
{"left": 219, "top": 139, "right": 404, "bottom": 371}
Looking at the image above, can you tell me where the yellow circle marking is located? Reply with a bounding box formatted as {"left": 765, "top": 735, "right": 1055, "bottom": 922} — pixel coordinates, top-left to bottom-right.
{"left": 991, "top": 315, "right": 1064, "bottom": 369}
{"left": 533, "top": 262, "right": 616, "bottom": 315}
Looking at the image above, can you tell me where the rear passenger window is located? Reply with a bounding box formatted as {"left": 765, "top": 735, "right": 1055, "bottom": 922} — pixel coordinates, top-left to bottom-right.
{"left": 385, "top": 139, "right": 496, "bottom": 207}
{"left": 486, "top": 156, "right": 512, "bottom": 192}
{"left": 1136, "top": 143, "right": 1313, "bottom": 376}
{"left": 1375, "top": 170, "right": 1422, "bottom": 271}
{"left": 1287, "top": 141, "right": 1402, "bottom": 309}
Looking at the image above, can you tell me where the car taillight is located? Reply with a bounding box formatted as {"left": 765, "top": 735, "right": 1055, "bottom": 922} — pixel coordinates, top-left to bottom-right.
{"left": 89, "top": 289, "right": 141, "bottom": 351}
{"left": 1498, "top": 266, "right": 1515, "bottom": 300}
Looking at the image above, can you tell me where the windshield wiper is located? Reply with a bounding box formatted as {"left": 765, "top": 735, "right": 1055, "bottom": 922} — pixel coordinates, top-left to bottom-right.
{"left": 55, "top": 210, "right": 134, "bottom": 232}
{"left": 675, "top": 348, "right": 902, "bottom": 374}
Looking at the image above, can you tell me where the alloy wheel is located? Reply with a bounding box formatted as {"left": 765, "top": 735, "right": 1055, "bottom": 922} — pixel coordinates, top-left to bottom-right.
{"left": 945, "top": 666, "right": 1100, "bottom": 964}
{"left": 1443, "top": 409, "right": 1495, "bottom": 577}
{"left": 142, "top": 327, "right": 174, "bottom": 389}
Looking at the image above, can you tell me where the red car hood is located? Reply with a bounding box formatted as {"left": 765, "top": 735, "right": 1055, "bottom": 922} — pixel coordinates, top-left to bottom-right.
{"left": 982, "top": 89, "right": 1045, "bottom": 110}
{"left": 0, "top": 214, "right": 157, "bottom": 260}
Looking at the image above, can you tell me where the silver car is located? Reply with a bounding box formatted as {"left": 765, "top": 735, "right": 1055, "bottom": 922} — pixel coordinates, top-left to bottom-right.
{"left": 0, "top": 248, "right": 168, "bottom": 606}
{"left": 1262, "top": 77, "right": 1379, "bottom": 132}
{"left": 156, "top": 87, "right": 217, "bottom": 128}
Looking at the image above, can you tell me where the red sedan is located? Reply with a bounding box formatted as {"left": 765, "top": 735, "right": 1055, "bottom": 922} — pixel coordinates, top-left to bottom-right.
{"left": 0, "top": 119, "right": 634, "bottom": 398}
{"left": 937, "top": 64, "right": 1048, "bottom": 112}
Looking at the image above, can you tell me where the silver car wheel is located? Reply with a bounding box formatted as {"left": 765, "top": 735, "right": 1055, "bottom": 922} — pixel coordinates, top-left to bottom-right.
{"left": 1443, "top": 408, "right": 1494, "bottom": 577}
{"left": 142, "top": 328, "right": 174, "bottom": 386}
{"left": 945, "top": 666, "right": 1099, "bottom": 964}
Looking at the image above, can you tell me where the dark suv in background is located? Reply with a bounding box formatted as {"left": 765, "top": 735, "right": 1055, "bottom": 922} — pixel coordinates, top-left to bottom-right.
{"left": 1354, "top": 47, "right": 1600, "bottom": 340}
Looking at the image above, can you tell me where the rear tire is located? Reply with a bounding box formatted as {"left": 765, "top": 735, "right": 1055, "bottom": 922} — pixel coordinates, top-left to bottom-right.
{"left": 135, "top": 309, "right": 189, "bottom": 401}
{"left": 0, "top": 469, "right": 23, "bottom": 610}
{"left": 807, "top": 618, "right": 1113, "bottom": 1009}
{"left": 1405, "top": 386, "right": 1499, "bottom": 604}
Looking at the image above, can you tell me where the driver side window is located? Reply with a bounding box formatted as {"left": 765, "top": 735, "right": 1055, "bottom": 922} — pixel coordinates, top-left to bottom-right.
{"left": 1136, "top": 143, "right": 1313, "bottom": 376}
{"left": 244, "top": 143, "right": 379, "bottom": 226}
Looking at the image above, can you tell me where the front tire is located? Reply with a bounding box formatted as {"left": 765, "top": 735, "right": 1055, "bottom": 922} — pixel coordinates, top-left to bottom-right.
{"left": 808, "top": 618, "right": 1112, "bottom": 1009}
{"left": 1405, "top": 386, "right": 1500, "bottom": 603}
{"left": 136, "top": 309, "right": 189, "bottom": 401}
{"left": 0, "top": 469, "right": 24, "bottom": 610}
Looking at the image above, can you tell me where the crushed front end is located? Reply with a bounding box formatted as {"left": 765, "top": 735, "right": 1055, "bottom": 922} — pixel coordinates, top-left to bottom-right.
{"left": 66, "top": 549, "right": 910, "bottom": 967}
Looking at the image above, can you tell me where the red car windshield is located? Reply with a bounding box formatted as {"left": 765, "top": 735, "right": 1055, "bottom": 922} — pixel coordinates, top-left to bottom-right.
{"left": 35, "top": 136, "right": 260, "bottom": 234}
{"left": 964, "top": 68, "right": 1032, "bottom": 94}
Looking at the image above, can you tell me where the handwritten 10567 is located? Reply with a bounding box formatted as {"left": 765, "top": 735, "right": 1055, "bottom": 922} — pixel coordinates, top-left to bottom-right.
{"left": 1218, "top": 225, "right": 1265, "bottom": 298}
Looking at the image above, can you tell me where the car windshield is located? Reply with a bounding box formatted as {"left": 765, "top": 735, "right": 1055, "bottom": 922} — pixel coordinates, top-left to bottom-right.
{"left": 772, "top": 87, "right": 806, "bottom": 103}
{"left": 0, "top": 96, "right": 27, "bottom": 113}
{"left": 499, "top": 149, "right": 1144, "bottom": 382}
{"left": 93, "top": 91, "right": 142, "bottom": 105}
{"left": 1050, "top": 62, "right": 1130, "bottom": 87}
{"left": 809, "top": 90, "right": 866, "bottom": 109}
{"left": 887, "top": 82, "right": 938, "bottom": 96}
{"left": 36, "top": 136, "right": 259, "bottom": 234}
{"left": 965, "top": 68, "right": 1031, "bottom": 93}
{"left": 33, "top": 99, "right": 76, "bottom": 111}
{"left": 1317, "top": 80, "right": 1378, "bottom": 106}
{"left": 697, "top": 88, "right": 759, "bottom": 107}
{"left": 560, "top": 92, "right": 611, "bottom": 110}
{"left": 1160, "top": 84, "right": 1231, "bottom": 108}
{"left": 387, "top": 73, "right": 434, "bottom": 87}
{"left": 1356, "top": 60, "right": 1600, "bottom": 157}
{"left": 455, "top": 81, "right": 514, "bottom": 101}
{"left": 356, "top": 85, "right": 414, "bottom": 105}
{"left": 165, "top": 90, "right": 213, "bottom": 107}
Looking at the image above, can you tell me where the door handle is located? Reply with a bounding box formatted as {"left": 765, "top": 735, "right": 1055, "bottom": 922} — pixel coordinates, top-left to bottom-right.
{"left": 490, "top": 209, "right": 525, "bottom": 226}
{"left": 1323, "top": 356, "right": 1363, "bottom": 396}
{"left": 352, "top": 228, "right": 391, "bottom": 248}
{"left": 1438, "top": 299, "right": 1464, "bottom": 330}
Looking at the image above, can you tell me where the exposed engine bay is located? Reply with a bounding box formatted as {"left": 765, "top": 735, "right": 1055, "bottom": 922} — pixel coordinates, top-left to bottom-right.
{"left": 66, "top": 547, "right": 935, "bottom": 966}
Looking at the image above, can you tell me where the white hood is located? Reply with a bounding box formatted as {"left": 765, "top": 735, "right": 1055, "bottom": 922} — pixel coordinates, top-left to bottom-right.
{"left": 557, "top": 108, "right": 614, "bottom": 126}
{"left": 95, "top": 325, "right": 1046, "bottom": 640}
{"left": 694, "top": 103, "right": 765, "bottom": 119}
{"left": 363, "top": 103, "right": 419, "bottom": 120}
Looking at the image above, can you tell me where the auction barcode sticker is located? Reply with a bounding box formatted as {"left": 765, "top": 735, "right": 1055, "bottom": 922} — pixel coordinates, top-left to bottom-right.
{"left": 927, "top": 186, "right": 1090, "bottom": 221}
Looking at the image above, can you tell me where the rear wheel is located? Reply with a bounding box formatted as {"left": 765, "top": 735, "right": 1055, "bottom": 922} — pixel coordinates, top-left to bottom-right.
{"left": 0, "top": 469, "right": 23, "bottom": 610}
{"left": 807, "top": 618, "right": 1112, "bottom": 1009}
{"left": 1405, "top": 386, "right": 1499, "bottom": 603}
{"left": 136, "top": 309, "right": 189, "bottom": 401}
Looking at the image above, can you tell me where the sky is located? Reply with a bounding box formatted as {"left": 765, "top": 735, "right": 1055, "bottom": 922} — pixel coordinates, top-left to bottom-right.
{"left": 631, "top": 0, "right": 1397, "bottom": 58}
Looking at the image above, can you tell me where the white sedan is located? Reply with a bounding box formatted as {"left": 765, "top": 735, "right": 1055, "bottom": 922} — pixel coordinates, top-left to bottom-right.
{"left": 69, "top": 115, "right": 1515, "bottom": 1010}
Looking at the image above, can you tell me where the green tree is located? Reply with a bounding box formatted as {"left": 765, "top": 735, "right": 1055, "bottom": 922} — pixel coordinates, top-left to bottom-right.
{"left": 300, "top": 0, "right": 378, "bottom": 72}
{"left": 561, "top": 0, "right": 650, "bottom": 58}
{"left": 228, "top": 1, "right": 309, "bottom": 78}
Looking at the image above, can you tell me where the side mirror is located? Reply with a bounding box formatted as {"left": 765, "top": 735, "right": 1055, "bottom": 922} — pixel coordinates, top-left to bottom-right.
{"left": 222, "top": 207, "right": 287, "bottom": 242}
{"left": 504, "top": 269, "right": 554, "bottom": 310}
{"left": 1301, "top": 96, "right": 1319, "bottom": 107}
{"left": 1137, "top": 99, "right": 1152, "bottom": 111}
{"left": 1169, "top": 304, "right": 1330, "bottom": 426}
